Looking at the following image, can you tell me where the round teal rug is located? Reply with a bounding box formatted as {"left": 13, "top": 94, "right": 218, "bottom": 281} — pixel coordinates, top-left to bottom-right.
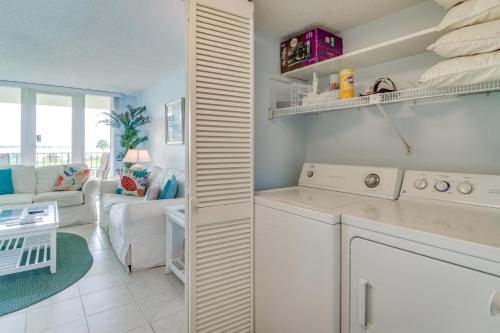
{"left": 0, "top": 232, "right": 93, "bottom": 316}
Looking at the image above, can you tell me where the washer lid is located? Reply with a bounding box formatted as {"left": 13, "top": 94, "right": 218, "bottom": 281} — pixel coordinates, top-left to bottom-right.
{"left": 255, "top": 186, "right": 373, "bottom": 224}
{"left": 341, "top": 198, "right": 500, "bottom": 264}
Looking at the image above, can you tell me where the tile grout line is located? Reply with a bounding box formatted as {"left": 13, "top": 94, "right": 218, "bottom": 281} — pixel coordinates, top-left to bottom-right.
{"left": 131, "top": 297, "right": 155, "bottom": 333}
{"left": 78, "top": 285, "right": 91, "bottom": 333}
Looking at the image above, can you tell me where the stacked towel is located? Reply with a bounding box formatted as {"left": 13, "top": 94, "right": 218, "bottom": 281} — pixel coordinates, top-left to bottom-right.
{"left": 420, "top": 0, "right": 500, "bottom": 86}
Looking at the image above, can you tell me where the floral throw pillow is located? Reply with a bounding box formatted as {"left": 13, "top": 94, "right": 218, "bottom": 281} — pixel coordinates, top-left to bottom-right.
{"left": 54, "top": 166, "right": 90, "bottom": 191}
{"left": 116, "top": 168, "right": 149, "bottom": 197}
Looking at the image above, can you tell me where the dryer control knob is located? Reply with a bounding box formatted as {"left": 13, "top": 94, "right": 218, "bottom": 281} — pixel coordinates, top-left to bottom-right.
{"left": 458, "top": 182, "right": 473, "bottom": 195}
{"left": 307, "top": 170, "right": 314, "bottom": 178}
{"left": 434, "top": 180, "right": 450, "bottom": 192}
{"left": 414, "top": 179, "right": 428, "bottom": 190}
{"left": 365, "top": 173, "right": 380, "bottom": 188}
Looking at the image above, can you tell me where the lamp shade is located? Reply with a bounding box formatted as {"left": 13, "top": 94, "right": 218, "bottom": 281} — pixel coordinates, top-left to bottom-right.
{"left": 123, "top": 149, "right": 151, "bottom": 163}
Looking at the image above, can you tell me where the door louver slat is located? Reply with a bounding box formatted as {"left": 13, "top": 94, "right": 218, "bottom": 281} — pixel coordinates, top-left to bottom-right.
{"left": 198, "top": 44, "right": 250, "bottom": 61}
{"left": 197, "top": 89, "right": 250, "bottom": 100}
{"left": 198, "top": 35, "right": 248, "bottom": 53}
{"left": 196, "top": 5, "right": 250, "bottom": 24}
{"left": 196, "top": 12, "right": 249, "bottom": 29}
{"left": 197, "top": 50, "right": 250, "bottom": 66}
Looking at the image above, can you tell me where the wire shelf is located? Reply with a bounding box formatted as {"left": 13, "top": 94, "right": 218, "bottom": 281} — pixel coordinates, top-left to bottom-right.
{"left": 270, "top": 80, "right": 500, "bottom": 118}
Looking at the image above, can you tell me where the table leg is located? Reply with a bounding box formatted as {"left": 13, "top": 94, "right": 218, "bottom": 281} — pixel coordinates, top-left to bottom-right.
{"left": 50, "top": 229, "right": 57, "bottom": 273}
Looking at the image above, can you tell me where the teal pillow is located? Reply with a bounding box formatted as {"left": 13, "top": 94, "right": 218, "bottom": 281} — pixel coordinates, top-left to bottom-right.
{"left": 0, "top": 168, "right": 14, "bottom": 195}
{"left": 159, "top": 175, "right": 178, "bottom": 200}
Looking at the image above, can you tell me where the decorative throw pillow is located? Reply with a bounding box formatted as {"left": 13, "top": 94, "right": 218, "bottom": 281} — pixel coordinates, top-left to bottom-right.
{"left": 144, "top": 185, "right": 161, "bottom": 201}
{"left": 159, "top": 175, "right": 178, "bottom": 200}
{"left": 0, "top": 168, "right": 14, "bottom": 195}
{"left": 438, "top": 0, "right": 500, "bottom": 31}
{"left": 117, "top": 168, "right": 149, "bottom": 197}
{"left": 429, "top": 19, "right": 500, "bottom": 58}
{"left": 54, "top": 166, "right": 90, "bottom": 191}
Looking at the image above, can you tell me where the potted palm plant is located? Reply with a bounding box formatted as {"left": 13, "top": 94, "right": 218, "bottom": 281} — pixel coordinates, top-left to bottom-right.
{"left": 100, "top": 105, "right": 151, "bottom": 170}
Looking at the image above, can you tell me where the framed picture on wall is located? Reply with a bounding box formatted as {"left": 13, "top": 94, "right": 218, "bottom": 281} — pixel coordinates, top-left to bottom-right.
{"left": 165, "top": 97, "right": 185, "bottom": 145}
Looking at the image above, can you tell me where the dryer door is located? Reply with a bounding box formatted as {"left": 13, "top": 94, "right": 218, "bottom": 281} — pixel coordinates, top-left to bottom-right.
{"left": 350, "top": 238, "right": 500, "bottom": 333}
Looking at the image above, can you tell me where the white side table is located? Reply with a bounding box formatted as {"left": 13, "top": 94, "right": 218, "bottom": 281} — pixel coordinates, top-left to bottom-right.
{"left": 165, "top": 205, "right": 186, "bottom": 283}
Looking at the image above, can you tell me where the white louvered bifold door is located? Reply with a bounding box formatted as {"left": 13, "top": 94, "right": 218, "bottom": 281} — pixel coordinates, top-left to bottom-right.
{"left": 187, "top": 0, "right": 254, "bottom": 332}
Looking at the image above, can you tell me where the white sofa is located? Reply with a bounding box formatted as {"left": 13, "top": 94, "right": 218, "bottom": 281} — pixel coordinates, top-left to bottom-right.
{"left": 0, "top": 164, "right": 98, "bottom": 227}
{"left": 99, "top": 166, "right": 185, "bottom": 271}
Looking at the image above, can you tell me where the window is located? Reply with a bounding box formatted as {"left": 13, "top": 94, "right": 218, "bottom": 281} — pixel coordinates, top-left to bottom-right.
{"left": 85, "top": 95, "right": 111, "bottom": 175}
{"left": 0, "top": 87, "right": 21, "bottom": 165}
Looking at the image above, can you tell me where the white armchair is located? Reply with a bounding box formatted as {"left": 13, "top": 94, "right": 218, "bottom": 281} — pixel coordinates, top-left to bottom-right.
{"left": 99, "top": 167, "right": 185, "bottom": 271}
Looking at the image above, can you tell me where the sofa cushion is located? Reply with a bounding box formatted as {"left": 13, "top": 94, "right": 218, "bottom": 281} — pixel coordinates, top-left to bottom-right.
{"left": 0, "top": 193, "right": 34, "bottom": 205}
{"left": 0, "top": 165, "right": 36, "bottom": 194}
{"left": 36, "top": 164, "right": 87, "bottom": 194}
{"left": 149, "top": 166, "right": 169, "bottom": 188}
{"left": 144, "top": 186, "right": 161, "bottom": 201}
{"left": 101, "top": 193, "right": 143, "bottom": 214}
{"left": 34, "top": 191, "right": 84, "bottom": 208}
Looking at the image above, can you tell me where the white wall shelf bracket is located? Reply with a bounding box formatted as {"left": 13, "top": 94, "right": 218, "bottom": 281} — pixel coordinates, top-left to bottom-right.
{"left": 375, "top": 103, "right": 412, "bottom": 155}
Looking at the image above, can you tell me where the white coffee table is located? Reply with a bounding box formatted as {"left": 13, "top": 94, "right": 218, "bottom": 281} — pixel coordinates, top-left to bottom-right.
{"left": 0, "top": 202, "right": 59, "bottom": 276}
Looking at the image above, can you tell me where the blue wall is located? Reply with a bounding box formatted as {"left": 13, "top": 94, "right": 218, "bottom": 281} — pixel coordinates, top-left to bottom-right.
{"left": 254, "top": 33, "right": 306, "bottom": 190}
{"left": 254, "top": 0, "right": 500, "bottom": 191}
{"left": 304, "top": 52, "right": 500, "bottom": 174}
{"left": 137, "top": 70, "right": 186, "bottom": 170}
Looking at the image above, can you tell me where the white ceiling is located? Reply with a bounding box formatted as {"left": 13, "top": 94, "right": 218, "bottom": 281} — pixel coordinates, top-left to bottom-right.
{"left": 255, "top": 0, "right": 425, "bottom": 37}
{"left": 0, "top": 0, "right": 186, "bottom": 95}
{"left": 0, "top": 0, "right": 424, "bottom": 95}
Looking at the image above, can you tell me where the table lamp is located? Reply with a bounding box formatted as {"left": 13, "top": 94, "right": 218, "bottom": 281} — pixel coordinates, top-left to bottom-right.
{"left": 123, "top": 149, "right": 151, "bottom": 170}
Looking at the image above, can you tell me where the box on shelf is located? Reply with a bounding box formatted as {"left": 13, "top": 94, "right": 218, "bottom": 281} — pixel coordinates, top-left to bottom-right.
{"left": 273, "top": 82, "right": 312, "bottom": 108}
{"left": 280, "top": 28, "right": 343, "bottom": 74}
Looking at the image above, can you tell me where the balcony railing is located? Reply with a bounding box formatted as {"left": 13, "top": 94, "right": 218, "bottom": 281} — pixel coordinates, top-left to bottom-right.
{"left": 36, "top": 152, "right": 72, "bottom": 167}
{"left": 2, "top": 152, "right": 107, "bottom": 176}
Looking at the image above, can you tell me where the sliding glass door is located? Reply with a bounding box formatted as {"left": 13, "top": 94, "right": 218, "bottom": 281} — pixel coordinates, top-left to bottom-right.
{"left": 35, "top": 93, "right": 73, "bottom": 167}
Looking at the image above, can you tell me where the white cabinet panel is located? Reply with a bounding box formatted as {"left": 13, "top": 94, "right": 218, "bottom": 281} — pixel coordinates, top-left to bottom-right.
{"left": 350, "top": 238, "right": 500, "bottom": 333}
{"left": 255, "top": 205, "right": 340, "bottom": 333}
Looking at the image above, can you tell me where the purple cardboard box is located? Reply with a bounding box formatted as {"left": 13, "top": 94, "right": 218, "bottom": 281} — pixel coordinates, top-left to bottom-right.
{"left": 280, "top": 28, "right": 343, "bottom": 74}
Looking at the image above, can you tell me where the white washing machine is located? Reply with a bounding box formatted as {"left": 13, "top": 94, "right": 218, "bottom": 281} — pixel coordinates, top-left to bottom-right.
{"left": 254, "top": 163, "right": 403, "bottom": 333}
{"left": 340, "top": 170, "right": 500, "bottom": 333}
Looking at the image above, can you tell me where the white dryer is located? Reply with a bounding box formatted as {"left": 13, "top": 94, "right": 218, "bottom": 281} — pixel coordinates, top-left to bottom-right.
{"left": 254, "top": 163, "right": 403, "bottom": 333}
{"left": 340, "top": 170, "right": 500, "bottom": 333}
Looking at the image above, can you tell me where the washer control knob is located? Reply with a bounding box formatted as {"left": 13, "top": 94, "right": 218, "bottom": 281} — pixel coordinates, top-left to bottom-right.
{"left": 458, "top": 182, "right": 473, "bottom": 195}
{"left": 414, "top": 178, "right": 428, "bottom": 190}
{"left": 307, "top": 170, "right": 314, "bottom": 178}
{"left": 365, "top": 173, "right": 380, "bottom": 188}
{"left": 434, "top": 180, "right": 450, "bottom": 192}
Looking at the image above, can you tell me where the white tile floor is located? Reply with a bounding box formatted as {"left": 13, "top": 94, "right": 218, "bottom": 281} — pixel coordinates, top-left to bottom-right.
{"left": 0, "top": 223, "right": 185, "bottom": 333}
